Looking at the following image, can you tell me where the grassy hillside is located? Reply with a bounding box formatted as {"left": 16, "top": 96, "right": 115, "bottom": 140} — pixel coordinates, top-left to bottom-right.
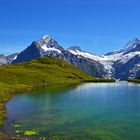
{"left": 0, "top": 57, "right": 114, "bottom": 133}
{"left": 128, "top": 79, "right": 140, "bottom": 83}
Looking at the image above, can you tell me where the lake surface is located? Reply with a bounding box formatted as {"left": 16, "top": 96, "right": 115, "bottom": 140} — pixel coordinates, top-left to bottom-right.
{"left": 2, "top": 82, "right": 140, "bottom": 140}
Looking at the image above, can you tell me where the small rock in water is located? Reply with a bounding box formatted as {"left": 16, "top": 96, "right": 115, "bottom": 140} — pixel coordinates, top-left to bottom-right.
{"left": 39, "top": 137, "right": 46, "bottom": 140}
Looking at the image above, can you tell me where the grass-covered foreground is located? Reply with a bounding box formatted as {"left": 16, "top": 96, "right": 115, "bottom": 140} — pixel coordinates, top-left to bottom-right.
{"left": 0, "top": 57, "right": 114, "bottom": 139}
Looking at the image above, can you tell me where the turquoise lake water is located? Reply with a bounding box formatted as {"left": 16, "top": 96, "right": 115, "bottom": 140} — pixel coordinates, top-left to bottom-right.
{"left": 3, "top": 82, "right": 140, "bottom": 140}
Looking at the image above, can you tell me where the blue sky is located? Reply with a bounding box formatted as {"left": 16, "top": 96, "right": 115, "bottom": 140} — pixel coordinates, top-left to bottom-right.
{"left": 0, "top": 0, "right": 140, "bottom": 55}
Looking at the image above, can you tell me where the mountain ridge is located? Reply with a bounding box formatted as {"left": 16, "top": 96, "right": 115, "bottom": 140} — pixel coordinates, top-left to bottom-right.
{"left": 1, "top": 35, "right": 140, "bottom": 80}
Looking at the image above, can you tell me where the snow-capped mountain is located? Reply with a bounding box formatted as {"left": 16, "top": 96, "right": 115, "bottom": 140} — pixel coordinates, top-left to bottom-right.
{"left": 0, "top": 53, "right": 18, "bottom": 65}
{"left": 12, "top": 35, "right": 64, "bottom": 64}
{"left": 111, "top": 38, "right": 140, "bottom": 80}
{"left": 12, "top": 35, "right": 106, "bottom": 78}
{"left": 3, "top": 35, "right": 140, "bottom": 80}
{"left": 0, "top": 54, "right": 7, "bottom": 65}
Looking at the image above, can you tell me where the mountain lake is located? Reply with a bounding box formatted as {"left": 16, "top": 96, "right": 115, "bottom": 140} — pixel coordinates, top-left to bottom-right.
{"left": 1, "top": 82, "right": 140, "bottom": 140}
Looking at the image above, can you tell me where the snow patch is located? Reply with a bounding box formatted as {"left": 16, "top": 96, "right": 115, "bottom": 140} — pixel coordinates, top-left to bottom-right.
{"left": 13, "top": 55, "right": 17, "bottom": 60}
{"left": 68, "top": 49, "right": 103, "bottom": 61}
{"left": 42, "top": 35, "right": 51, "bottom": 44}
{"left": 118, "top": 52, "right": 140, "bottom": 64}
{"left": 41, "top": 45, "right": 61, "bottom": 54}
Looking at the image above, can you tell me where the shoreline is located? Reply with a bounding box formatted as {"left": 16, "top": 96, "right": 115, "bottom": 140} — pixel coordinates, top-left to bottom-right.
{"left": 0, "top": 79, "right": 115, "bottom": 124}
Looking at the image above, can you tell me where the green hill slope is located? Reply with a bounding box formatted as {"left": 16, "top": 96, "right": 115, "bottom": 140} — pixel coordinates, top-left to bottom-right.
{"left": 0, "top": 56, "right": 94, "bottom": 100}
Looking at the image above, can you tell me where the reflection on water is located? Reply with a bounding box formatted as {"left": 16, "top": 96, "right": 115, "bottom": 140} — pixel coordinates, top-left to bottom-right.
{"left": 2, "top": 82, "right": 140, "bottom": 140}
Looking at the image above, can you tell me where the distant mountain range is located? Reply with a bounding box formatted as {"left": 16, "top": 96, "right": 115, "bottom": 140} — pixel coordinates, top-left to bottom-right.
{"left": 0, "top": 53, "right": 18, "bottom": 65}
{"left": 1, "top": 35, "right": 140, "bottom": 80}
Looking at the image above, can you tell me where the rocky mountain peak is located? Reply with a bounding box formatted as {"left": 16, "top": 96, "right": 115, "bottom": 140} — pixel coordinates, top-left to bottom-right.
{"left": 42, "top": 35, "right": 51, "bottom": 43}
{"left": 124, "top": 38, "right": 140, "bottom": 49}
{"left": 67, "top": 46, "right": 82, "bottom": 52}
{"left": 36, "top": 35, "right": 52, "bottom": 46}
{"left": 34, "top": 35, "right": 64, "bottom": 52}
